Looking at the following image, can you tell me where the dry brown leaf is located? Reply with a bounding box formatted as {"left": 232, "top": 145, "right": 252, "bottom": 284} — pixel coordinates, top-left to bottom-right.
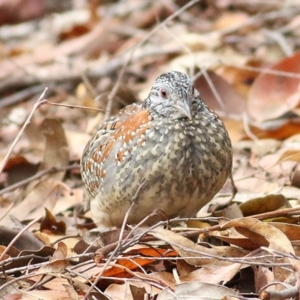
{"left": 62, "top": 283, "right": 78, "bottom": 300}
{"left": 0, "top": 118, "right": 70, "bottom": 226}
{"left": 276, "top": 149, "right": 300, "bottom": 164}
{"left": 3, "top": 245, "right": 55, "bottom": 272}
{"left": 253, "top": 266, "right": 274, "bottom": 294}
{"left": 2, "top": 294, "right": 23, "bottom": 300}
{"left": 65, "top": 130, "right": 90, "bottom": 161}
{"left": 151, "top": 228, "right": 248, "bottom": 266}
{"left": 157, "top": 281, "right": 240, "bottom": 300}
{"left": 0, "top": 0, "right": 44, "bottom": 25}
{"left": 0, "top": 178, "right": 62, "bottom": 226}
{"left": 248, "top": 51, "right": 300, "bottom": 122}
{"left": 34, "top": 231, "right": 51, "bottom": 246}
{"left": 52, "top": 188, "right": 83, "bottom": 216}
{"left": 214, "top": 11, "right": 249, "bottom": 31}
{"left": 270, "top": 222, "right": 300, "bottom": 241}
{"left": 102, "top": 247, "right": 177, "bottom": 278}
{"left": 104, "top": 272, "right": 172, "bottom": 299}
{"left": 139, "top": 51, "right": 225, "bottom": 100}
{"left": 216, "top": 58, "right": 262, "bottom": 97}
{"left": 129, "top": 285, "right": 147, "bottom": 300}
{"left": 35, "top": 242, "right": 68, "bottom": 275}
{"left": 104, "top": 283, "right": 134, "bottom": 300}
{"left": 180, "top": 263, "right": 241, "bottom": 285}
{"left": 37, "top": 257, "right": 69, "bottom": 274}
{"left": 176, "top": 259, "right": 196, "bottom": 277}
{"left": 221, "top": 218, "right": 300, "bottom": 292}
{"left": 40, "top": 208, "right": 66, "bottom": 235}
{"left": 20, "top": 289, "right": 71, "bottom": 300}
{"left": 220, "top": 218, "right": 294, "bottom": 254}
{"left": 194, "top": 70, "right": 246, "bottom": 116}
{"left": 222, "top": 118, "right": 245, "bottom": 142}
{"left": 209, "top": 228, "right": 261, "bottom": 251}
{"left": 52, "top": 242, "right": 67, "bottom": 261}
{"left": 3, "top": 156, "right": 38, "bottom": 186}
{"left": 239, "top": 194, "right": 290, "bottom": 216}
{"left": 0, "top": 225, "right": 43, "bottom": 250}
{"left": 39, "top": 118, "right": 69, "bottom": 179}
{"left": 249, "top": 120, "right": 300, "bottom": 140}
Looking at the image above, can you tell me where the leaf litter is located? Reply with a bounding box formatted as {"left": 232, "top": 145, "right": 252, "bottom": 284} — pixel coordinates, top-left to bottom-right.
{"left": 1, "top": 1, "right": 300, "bottom": 299}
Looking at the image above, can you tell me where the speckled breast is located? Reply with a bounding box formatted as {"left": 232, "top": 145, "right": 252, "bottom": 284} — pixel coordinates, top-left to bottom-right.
{"left": 95, "top": 107, "right": 232, "bottom": 226}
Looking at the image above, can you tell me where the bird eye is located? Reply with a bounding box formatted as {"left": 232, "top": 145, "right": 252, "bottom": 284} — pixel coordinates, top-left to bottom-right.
{"left": 160, "top": 88, "right": 168, "bottom": 98}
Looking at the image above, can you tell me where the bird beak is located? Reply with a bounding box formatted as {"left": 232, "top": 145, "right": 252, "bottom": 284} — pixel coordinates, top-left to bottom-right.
{"left": 174, "top": 99, "right": 192, "bottom": 120}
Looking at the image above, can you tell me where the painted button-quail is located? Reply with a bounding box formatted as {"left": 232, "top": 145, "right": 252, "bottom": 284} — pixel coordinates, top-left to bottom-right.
{"left": 81, "top": 71, "right": 233, "bottom": 229}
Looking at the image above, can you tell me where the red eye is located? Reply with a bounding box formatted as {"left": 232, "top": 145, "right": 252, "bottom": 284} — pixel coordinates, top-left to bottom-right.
{"left": 160, "top": 89, "right": 168, "bottom": 98}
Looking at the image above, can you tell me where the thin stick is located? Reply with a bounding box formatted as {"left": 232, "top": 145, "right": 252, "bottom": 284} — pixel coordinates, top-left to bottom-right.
{"left": 0, "top": 84, "right": 46, "bottom": 108}
{"left": 0, "top": 216, "right": 41, "bottom": 262}
{"left": 223, "top": 62, "right": 300, "bottom": 79}
{"left": 242, "top": 112, "right": 259, "bottom": 141}
{"left": 45, "top": 100, "right": 104, "bottom": 112}
{"left": 0, "top": 88, "right": 48, "bottom": 174}
{"left": 0, "top": 164, "right": 79, "bottom": 196}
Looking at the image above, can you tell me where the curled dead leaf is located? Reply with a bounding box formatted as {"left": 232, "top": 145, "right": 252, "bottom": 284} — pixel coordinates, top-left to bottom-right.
{"left": 151, "top": 228, "right": 248, "bottom": 266}
{"left": 220, "top": 218, "right": 294, "bottom": 254}
{"left": 248, "top": 51, "right": 300, "bottom": 122}
{"left": 276, "top": 149, "right": 300, "bottom": 164}
{"left": 40, "top": 208, "right": 66, "bottom": 235}
{"left": 239, "top": 194, "right": 290, "bottom": 216}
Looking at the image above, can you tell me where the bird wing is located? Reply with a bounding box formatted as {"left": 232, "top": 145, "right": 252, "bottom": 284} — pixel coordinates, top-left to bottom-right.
{"left": 81, "top": 103, "right": 150, "bottom": 197}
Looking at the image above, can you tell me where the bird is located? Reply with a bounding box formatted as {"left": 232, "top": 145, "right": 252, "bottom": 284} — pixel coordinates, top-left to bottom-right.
{"left": 81, "top": 71, "right": 233, "bottom": 230}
